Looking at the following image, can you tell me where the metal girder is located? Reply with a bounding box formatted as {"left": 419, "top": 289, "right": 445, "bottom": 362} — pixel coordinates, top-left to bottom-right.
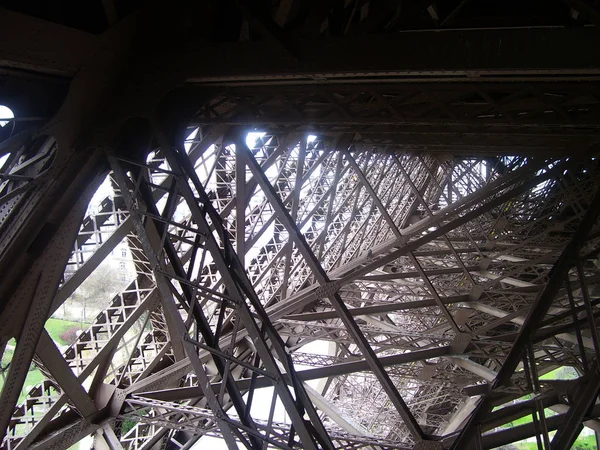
{"left": 0, "top": 8, "right": 96, "bottom": 77}
{"left": 3, "top": 15, "right": 599, "bottom": 84}
{"left": 190, "top": 82, "right": 600, "bottom": 156}
{"left": 183, "top": 27, "right": 600, "bottom": 83}
{"left": 194, "top": 82, "right": 600, "bottom": 128}
{"left": 35, "top": 330, "right": 97, "bottom": 417}
{"left": 284, "top": 294, "right": 470, "bottom": 321}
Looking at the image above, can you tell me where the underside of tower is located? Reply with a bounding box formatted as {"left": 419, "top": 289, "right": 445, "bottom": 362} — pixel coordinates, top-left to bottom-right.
{"left": 1, "top": 2, "right": 600, "bottom": 449}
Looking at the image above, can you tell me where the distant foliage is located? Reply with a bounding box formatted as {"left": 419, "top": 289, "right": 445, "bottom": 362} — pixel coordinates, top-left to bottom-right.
{"left": 59, "top": 326, "right": 81, "bottom": 345}
{"left": 121, "top": 419, "right": 137, "bottom": 434}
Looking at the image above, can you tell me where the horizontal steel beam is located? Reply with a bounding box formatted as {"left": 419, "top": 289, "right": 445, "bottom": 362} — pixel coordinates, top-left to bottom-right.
{"left": 183, "top": 27, "right": 600, "bottom": 84}
{"left": 137, "top": 346, "right": 451, "bottom": 402}
{"left": 284, "top": 295, "right": 470, "bottom": 321}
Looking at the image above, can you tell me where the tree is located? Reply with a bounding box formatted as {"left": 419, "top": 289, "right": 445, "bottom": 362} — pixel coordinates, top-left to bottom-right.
{"left": 62, "top": 258, "right": 132, "bottom": 323}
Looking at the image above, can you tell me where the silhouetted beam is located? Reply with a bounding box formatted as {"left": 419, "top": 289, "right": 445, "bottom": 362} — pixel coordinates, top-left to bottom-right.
{"left": 5, "top": 11, "right": 598, "bottom": 84}
{"left": 481, "top": 393, "right": 560, "bottom": 432}
{"left": 296, "top": 346, "right": 450, "bottom": 380}
{"left": 0, "top": 8, "right": 96, "bottom": 76}
{"left": 184, "top": 27, "right": 600, "bottom": 83}
{"left": 552, "top": 369, "right": 600, "bottom": 449}
{"left": 359, "top": 267, "right": 480, "bottom": 281}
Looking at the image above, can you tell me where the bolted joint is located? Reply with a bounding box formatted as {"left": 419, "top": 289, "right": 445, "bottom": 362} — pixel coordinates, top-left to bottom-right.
{"left": 315, "top": 280, "right": 341, "bottom": 298}
{"left": 469, "top": 284, "right": 485, "bottom": 301}
{"left": 450, "top": 332, "right": 472, "bottom": 353}
{"left": 414, "top": 439, "right": 444, "bottom": 450}
{"left": 104, "top": 387, "right": 125, "bottom": 418}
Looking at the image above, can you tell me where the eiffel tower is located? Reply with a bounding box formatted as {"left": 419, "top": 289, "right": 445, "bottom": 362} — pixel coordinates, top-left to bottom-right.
{"left": 1, "top": 2, "right": 600, "bottom": 450}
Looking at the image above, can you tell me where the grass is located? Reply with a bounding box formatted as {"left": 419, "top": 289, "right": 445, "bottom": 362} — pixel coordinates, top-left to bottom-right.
{"left": 0, "top": 318, "right": 90, "bottom": 403}
{"left": 571, "top": 434, "right": 598, "bottom": 449}
{"left": 22, "top": 369, "right": 45, "bottom": 395}
{"left": 46, "top": 317, "right": 88, "bottom": 346}
{"left": 512, "top": 434, "right": 597, "bottom": 449}
{"left": 539, "top": 365, "right": 579, "bottom": 381}
{"left": 492, "top": 366, "right": 596, "bottom": 449}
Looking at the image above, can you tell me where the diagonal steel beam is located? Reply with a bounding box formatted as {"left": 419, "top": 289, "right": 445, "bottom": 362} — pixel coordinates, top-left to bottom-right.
{"left": 35, "top": 330, "right": 97, "bottom": 417}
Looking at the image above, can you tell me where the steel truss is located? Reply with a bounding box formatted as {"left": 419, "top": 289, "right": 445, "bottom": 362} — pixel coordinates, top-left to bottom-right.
{"left": 0, "top": 123, "right": 599, "bottom": 450}
{"left": 190, "top": 83, "right": 600, "bottom": 156}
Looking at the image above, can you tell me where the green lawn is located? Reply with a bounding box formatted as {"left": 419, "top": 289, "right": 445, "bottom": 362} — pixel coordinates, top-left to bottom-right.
{"left": 491, "top": 366, "right": 595, "bottom": 449}
{"left": 539, "top": 365, "right": 579, "bottom": 381}
{"left": 512, "top": 434, "right": 597, "bottom": 449}
{"left": 22, "top": 369, "right": 45, "bottom": 394}
{"left": 571, "top": 434, "right": 598, "bottom": 449}
{"left": 46, "top": 317, "right": 89, "bottom": 346}
{"left": 0, "top": 318, "right": 90, "bottom": 403}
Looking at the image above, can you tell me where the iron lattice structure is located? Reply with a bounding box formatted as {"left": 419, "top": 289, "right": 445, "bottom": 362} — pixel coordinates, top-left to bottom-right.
{"left": 1, "top": 1, "right": 600, "bottom": 449}
{"left": 1, "top": 127, "right": 600, "bottom": 449}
